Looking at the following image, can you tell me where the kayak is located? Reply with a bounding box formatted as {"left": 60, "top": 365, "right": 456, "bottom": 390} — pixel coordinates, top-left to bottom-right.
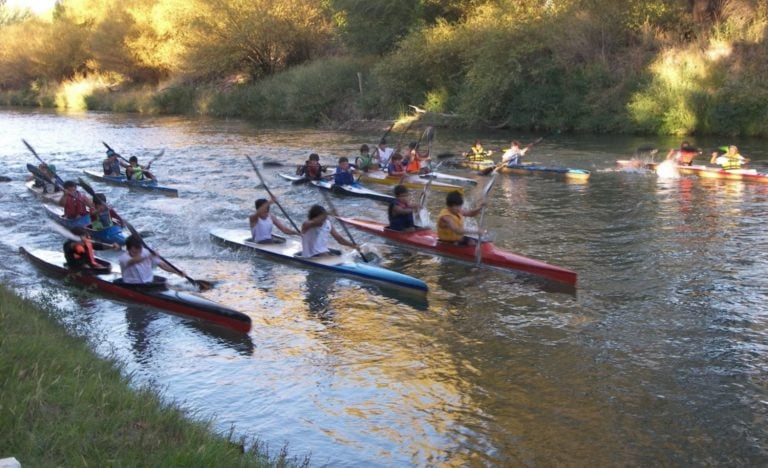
{"left": 83, "top": 170, "right": 178, "bottom": 197}
{"left": 336, "top": 217, "right": 577, "bottom": 287}
{"left": 358, "top": 171, "right": 464, "bottom": 193}
{"left": 210, "top": 228, "right": 428, "bottom": 292}
{"left": 419, "top": 171, "right": 478, "bottom": 186}
{"left": 25, "top": 180, "right": 62, "bottom": 203}
{"left": 20, "top": 247, "right": 251, "bottom": 333}
{"left": 43, "top": 204, "right": 90, "bottom": 229}
{"left": 674, "top": 164, "right": 768, "bottom": 183}
{"left": 310, "top": 179, "right": 396, "bottom": 203}
{"left": 43, "top": 205, "right": 126, "bottom": 245}
{"left": 497, "top": 163, "right": 591, "bottom": 182}
{"left": 277, "top": 172, "right": 394, "bottom": 202}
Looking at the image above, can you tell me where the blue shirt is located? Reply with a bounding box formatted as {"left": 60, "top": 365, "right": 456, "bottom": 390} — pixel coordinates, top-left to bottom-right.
{"left": 334, "top": 167, "right": 355, "bottom": 186}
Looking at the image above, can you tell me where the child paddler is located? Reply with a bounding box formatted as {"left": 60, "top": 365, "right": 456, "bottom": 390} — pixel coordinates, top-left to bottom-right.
{"left": 118, "top": 234, "right": 182, "bottom": 285}
{"left": 301, "top": 204, "right": 354, "bottom": 257}
{"left": 59, "top": 181, "right": 94, "bottom": 224}
{"left": 388, "top": 185, "right": 416, "bottom": 231}
{"left": 89, "top": 194, "right": 123, "bottom": 231}
{"left": 436, "top": 190, "right": 486, "bottom": 246}
{"left": 249, "top": 196, "right": 300, "bottom": 244}
{"left": 63, "top": 227, "right": 117, "bottom": 271}
{"left": 125, "top": 156, "right": 156, "bottom": 181}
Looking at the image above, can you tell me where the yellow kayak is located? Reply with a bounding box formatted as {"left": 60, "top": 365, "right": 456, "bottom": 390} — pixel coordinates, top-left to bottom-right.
{"left": 359, "top": 171, "right": 464, "bottom": 193}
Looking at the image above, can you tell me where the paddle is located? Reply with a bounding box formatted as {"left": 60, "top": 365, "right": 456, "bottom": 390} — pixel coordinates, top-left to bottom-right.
{"left": 318, "top": 190, "right": 373, "bottom": 263}
{"left": 418, "top": 176, "right": 433, "bottom": 227}
{"left": 124, "top": 221, "right": 214, "bottom": 291}
{"left": 77, "top": 177, "right": 125, "bottom": 226}
{"left": 480, "top": 137, "right": 544, "bottom": 176}
{"left": 246, "top": 156, "right": 302, "bottom": 234}
{"left": 103, "top": 141, "right": 164, "bottom": 170}
{"left": 27, "top": 163, "right": 59, "bottom": 190}
{"left": 22, "top": 139, "right": 65, "bottom": 186}
{"left": 475, "top": 172, "right": 498, "bottom": 266}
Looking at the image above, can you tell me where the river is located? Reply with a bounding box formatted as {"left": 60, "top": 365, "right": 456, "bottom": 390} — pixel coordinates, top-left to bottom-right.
{"left": 1, "top": 108, "right": 767, "bottom": 466}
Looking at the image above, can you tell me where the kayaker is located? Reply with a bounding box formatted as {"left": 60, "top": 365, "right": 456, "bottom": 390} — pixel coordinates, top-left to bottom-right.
{"left": 90, "top": 194, "right": 123, "bottom": 231}
{"left": 666, "top": 141, "right": 700, "bottom": 166}
{"left": 125, "top": 156, "right": 156, "bottom": 181}
{"left": 118, "top": 234, "right": 182, "bottom": 284}
{"left": 63, "top": 227, "right": 117, "bottom": 270}
{"left": 29, "top": 162, "right": 59, "bottom": 193}
{"left": 334, "top": 156, "right": 357, "bottom": 186}
{"left": 466, "top": 140, "right": 492, "bottom": 162}
{"left": 296, "top": 153, "right": 326, "bottom": 181}
{"left": 373, "top": 138, "right": 394, "bottom": 169}
{"left": 249, "top": 196, "right": 300, "bottom": 244}
{"left": 301, "top": 204, "right": 355, "bottom": 257}
{"left": 387, "top": 153, "right": 407, "bottom": 177}
{"left": 59, "top": 181, "right": 94, "bottom": 220}
{"left": 502, "top": 140, "right": 529, "bottom": 166}
{"left": 388, "top": 185, "right": 416, "bottom": 231}
{"left": 710, "top": 145, "right": 749, "bottom": 170}
{"left": 102, "top": 149, "right": 124, "bottom": 176}
{"left": 405, "top": 142, "right": 430, "bottom": 174}
{"left": 355, "top": 144, "right": 377, "bottom": 172}
{"left": 437, "top": 190, "right": 486, "bottom": 246}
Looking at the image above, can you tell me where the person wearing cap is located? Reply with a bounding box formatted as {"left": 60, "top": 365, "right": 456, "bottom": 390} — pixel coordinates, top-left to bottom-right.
{"left": 301, "top": 204, "right": 354, "bottom": 257}
{"left": 102, "top": 149, "right": 124, "bottom": 176}
{"left": 710, "top": 145, "right": 749, "bottom": 171}
{"left": 373, "top": 139, "right": 394, "bottom": 169}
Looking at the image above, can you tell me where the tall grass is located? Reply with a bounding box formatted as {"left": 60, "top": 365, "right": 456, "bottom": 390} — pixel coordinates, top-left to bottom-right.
{"left": 0, "top": 283, "right": 306, "bottom": 467}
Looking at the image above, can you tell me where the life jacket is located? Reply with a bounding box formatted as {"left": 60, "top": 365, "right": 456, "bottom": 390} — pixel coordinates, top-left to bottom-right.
{"left": 128, "top": 165, "right": 144, "bottom": 180}
{"left": 388, "top": 200, "right": 414, "bottom": 231}
{"left": 467, "top": 147, "right": 488, "bottom": 162}
{"left": 64, "top": 192, "right": 89, "bottom": 218}
{"left": 437, "top": 208, "right": 463, "bottom": 242}
{"left": 406, "top": 157, "right": 421, "bottom": 173}
{"left": 63, "top": 238, "right": 96, "bottom": 269}
{"left": 722, "top": 155, "right": 742, "bottom": 170}
{"left": 90, "top": 208, "right": 113, "bottom": 230}
{"left": 305, "top": 162, "right": 322, "bottom": 180}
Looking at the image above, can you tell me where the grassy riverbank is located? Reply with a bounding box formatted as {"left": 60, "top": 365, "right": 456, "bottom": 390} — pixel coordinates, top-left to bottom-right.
{"left": 0, "top": 283, "right": 300, "bottom": 467}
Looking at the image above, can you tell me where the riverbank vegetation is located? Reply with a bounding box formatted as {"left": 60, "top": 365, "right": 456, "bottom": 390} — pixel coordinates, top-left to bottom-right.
{"left": 2, "top": 0, "right": 768, "bottom": 136}
{"left": 0, "top": 283, "right": 304, "bottom": 466}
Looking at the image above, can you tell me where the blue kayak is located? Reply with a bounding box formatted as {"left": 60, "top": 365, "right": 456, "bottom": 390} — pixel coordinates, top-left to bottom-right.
{"left": 83, "top": 170, "right": 178, "bottom": 197}
{"left": 43, "top": 204, "right": 90, "bottom": 228}
{"left": 43, "top": 205, "right": 126, "bottom": 245}
{"left": 210, "top": 228, "right": 428, "bottom": 292}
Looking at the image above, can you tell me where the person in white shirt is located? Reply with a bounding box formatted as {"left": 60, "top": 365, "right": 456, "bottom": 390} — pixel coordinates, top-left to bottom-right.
{"left": 501, "top": 140, "right": 529, "bottom": 166}
{"left": 373, "top": 138, "right": 394, "bottom": 169}
{"left": 249, "top": 196, "right": 299, "bottom": 244}
{"left": 301, "top": 205, "right": 354, "bottom": 257}
{"left": 118, "top": 235, "right": 180, "bottom": 284}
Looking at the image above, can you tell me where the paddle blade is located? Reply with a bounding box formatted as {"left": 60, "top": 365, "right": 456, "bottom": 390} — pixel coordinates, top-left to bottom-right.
{"left": 418, "top": 207, "right": 430, "bottom": 228}
{"left": 194, "top": 279, "right": 215, "bottom": 291}
{"left": 47, "top": 220, "right": 80, "bottom": 241}
{"left": 77, "top": 177, "right": 97, "bottom": 198}
{"left": 479, "top": 165, "right": 496, "bottom": 176}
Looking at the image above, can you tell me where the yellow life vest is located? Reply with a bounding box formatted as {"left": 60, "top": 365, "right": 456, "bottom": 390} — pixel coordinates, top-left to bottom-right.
{"left": 437, "top": 208, "right": 463, "bottom": 242}
{"left": 722, "top": 154, "right": 742, "bottom": 170}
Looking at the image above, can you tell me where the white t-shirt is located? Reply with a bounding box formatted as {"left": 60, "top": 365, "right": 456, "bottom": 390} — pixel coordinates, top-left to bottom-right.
{"left": 376, "top": 147, "right": 394, "bottom": 167}
{"left": 301, "top": 219, "right": 332, "bottom": 257}
{"left": 251, "top": 216, "right": 274, "bottom": 242}
{"left": 118, "top": 249, "right": 160, "bottom": 284}
{"left": 502, "top": 148, "right": 525, "bottom": 164}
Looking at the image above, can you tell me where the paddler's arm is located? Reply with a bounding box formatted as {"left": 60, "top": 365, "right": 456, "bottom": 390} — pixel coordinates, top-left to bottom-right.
{"left": 329, "top": 226, "right": 355, "bottom": 248}
{"left": 272, "top": 215, "right": 300, "bottom": 236}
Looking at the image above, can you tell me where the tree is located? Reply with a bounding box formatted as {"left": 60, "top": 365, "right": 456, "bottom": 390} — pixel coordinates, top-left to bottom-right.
{"left": 331, "top": 0, "right": 423, "bottom": 55}
{"left": 180, "top": 0, "right": 335, "bottom": 81}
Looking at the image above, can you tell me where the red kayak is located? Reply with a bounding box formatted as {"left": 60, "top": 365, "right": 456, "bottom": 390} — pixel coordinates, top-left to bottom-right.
{"left": 337, "top": 217, "right": 577, "bottom": 286}
{"left": 20, "top": 247, "right": 251, "bottom": 333}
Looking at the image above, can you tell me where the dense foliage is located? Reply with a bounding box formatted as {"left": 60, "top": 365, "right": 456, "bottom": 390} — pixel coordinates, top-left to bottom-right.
{"left": 3, "top": 0, "right": 768, "bottom": 135}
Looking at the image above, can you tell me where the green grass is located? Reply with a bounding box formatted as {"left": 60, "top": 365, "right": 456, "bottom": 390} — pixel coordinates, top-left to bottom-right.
{"left": 0, "top": 283, "right": 306, "bottom": 467}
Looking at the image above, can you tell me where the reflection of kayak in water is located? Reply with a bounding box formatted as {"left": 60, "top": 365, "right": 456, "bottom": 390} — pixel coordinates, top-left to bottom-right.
{"left": 20, "top": 247, "right": 252, "bottom": 333}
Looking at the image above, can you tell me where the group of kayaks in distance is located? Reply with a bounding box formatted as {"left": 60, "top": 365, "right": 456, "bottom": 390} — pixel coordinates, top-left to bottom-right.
{"left": 18, "top": 130, "right": 763, "bottom": 334}
{"left": 615, "top": 141, "right": 768, "bottom": 183}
